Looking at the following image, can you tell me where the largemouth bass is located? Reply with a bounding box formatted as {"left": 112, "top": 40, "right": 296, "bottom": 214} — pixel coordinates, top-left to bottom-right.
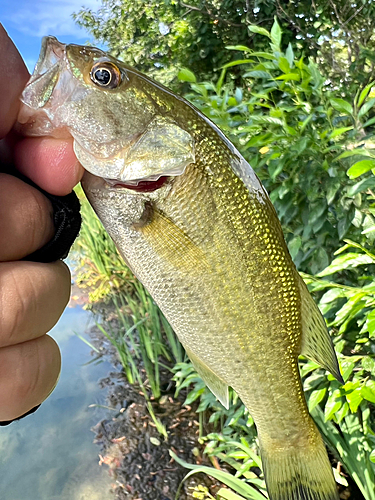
{"left": 19, "top": 37, "right": 343, "bottom": 500}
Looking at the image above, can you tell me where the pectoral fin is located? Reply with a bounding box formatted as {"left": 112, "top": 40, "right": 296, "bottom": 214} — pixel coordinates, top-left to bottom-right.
{"left": 139, "top": 209, "right": 207, "bottom": 273}
{"left": 298, "top": 275, "right": 343, "bottom": 384}
{"left": 185, "top": 347, "right": 230, "bottom": 409}
{"left": 120, "top": 117, "right": 195, "bottom": 182}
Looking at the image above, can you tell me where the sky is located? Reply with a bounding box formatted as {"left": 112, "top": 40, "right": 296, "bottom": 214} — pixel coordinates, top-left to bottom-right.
{"left": 0, "top": 0, "right": 104, "bottom": 71}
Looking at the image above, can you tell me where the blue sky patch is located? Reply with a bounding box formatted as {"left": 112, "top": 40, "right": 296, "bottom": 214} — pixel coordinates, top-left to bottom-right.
{"left": 1, "top": 0, "right": 103, "bottom": 71}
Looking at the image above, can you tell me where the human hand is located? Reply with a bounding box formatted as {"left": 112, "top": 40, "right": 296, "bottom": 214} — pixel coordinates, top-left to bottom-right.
{"left": 0, "top": 25, "right": 84, "bottom": 422}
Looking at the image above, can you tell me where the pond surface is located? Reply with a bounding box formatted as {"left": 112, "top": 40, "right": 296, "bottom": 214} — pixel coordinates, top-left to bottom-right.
{"left": 0, "top": 304, "right": 113, "bottom": 500}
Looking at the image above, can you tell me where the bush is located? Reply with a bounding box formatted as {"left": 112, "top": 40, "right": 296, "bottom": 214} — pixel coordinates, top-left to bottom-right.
{"left": 181, "top": 19, "right": 375, "bottom": 275}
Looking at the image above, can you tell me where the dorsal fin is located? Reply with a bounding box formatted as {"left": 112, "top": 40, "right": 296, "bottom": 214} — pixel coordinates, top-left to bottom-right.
{"left": 298, "top": 275, "right": 343, "bottom": 384}
{"left": 184, "top": 346, "right": 230, "bottom": 409}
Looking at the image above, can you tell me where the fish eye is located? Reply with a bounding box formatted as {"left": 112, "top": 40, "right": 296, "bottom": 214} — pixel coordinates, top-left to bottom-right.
{"left": 90, "top": 61, "right": 122, "bottom": 89}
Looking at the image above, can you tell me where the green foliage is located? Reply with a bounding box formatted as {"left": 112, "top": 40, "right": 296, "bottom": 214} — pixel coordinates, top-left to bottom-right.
{"left": 171, "top": 450, "right": 267, "bottom": 500}
{"left": 73, "top": 0, "right": 251, "bottom": 84}
{"left": 299, "top": 240, "right": 375, "bottom": 499}
{"left": 270, "top": 0, "right": 375, "bottom": 91}
{"left": 182, "top": 20, "right": 375, "bottom": 275}
{"left": 73, "top": 1, "right": 375, "bottom": 94}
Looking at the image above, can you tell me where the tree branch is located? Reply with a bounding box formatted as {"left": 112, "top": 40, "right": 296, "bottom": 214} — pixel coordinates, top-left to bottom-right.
{"left": 180, "top": 2, "right": 245, "bottom": 28}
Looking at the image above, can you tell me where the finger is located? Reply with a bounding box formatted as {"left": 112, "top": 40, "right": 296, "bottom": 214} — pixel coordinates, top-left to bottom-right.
{"left": 0, "top": 25, "right": 29, "bottom": 138}
{"left": 0, "top": 174, "right": 55, "bottom": 261}
{"left": 0, "top": 334, "right": 61, "bottom": 421}
{"left": 0, "top": 261, "right": 71, "bottom": 348}
{"left": 14, "top": 137, "right": 83, "bottom": 195}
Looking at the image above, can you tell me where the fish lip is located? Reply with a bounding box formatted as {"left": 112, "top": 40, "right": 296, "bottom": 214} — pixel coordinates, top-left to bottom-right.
{"left": 29, "top": 36, "right": 66, "bottom": 85}
{"left": 19, "top": 36, "right": 68, "bottom": 114}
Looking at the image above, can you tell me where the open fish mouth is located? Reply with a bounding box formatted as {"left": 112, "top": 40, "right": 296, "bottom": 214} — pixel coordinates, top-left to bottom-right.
{"left": 32, "top": 36, "right": 66, "bottom": 84}
{"left": 17, "top": 36, "right": 79, "bottom": 139}
{"left": 20, "top": 37, "right": 66, "bottom": 113}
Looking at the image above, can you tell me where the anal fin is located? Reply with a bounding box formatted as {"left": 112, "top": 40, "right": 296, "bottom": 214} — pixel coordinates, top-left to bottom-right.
{"left": 185, "top": 347, "right": 230, "bottom": 409}
{"left": 298, "top": 275, "right": 344, "bottom": 384}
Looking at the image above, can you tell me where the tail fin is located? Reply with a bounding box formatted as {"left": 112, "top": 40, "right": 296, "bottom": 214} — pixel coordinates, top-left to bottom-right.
{"left": 260, "top": 430, "right": 339, "bottom": 500}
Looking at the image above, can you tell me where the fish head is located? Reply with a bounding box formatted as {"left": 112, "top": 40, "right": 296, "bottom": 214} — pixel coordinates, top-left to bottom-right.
{"left": 18, "top": 36, "right": 195, "bottom": 185}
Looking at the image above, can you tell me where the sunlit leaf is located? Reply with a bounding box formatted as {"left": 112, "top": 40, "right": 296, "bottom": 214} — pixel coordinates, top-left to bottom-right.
{"left": 357, "top": 81, "right": 375, "bottom": 107}
{"left": 308, "top": 388, "right": 327, "bottom": 412}
{"left": 330, "top": 98, "right": 353, "bottom": 115}
{"left": 270, "top": 17, "right": 282, "bottom": 47}
{"left": 285, "top": 43, "right": 294, "bottom": 67}
{"left": 347, "top": 159, "right": 375, "bottom": 179}
{"left": 358, "top": 97, "right": 375, "bottom": 117}
{"left": 178, "top": 68, "right": 196, "bottom": 82}
{"left": 275, "top": 73, "right": 300, "bottom": 81}
{"left": 324, "top": 396, "right": 342, "bottom": 421}
{"left": 328, "top": 126, "right": 353, "bottom": 139}
{"left": 317, "top": 252, "right": 374, "bottom": 276}
{"left": 248, "top": 25, "right": 270, "bottom": 38}
{"left": 361, "top": 380, "right": 375, "bottom": 404}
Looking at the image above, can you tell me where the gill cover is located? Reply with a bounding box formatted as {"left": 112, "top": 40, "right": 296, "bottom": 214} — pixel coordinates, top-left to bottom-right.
{"left": 74, "top": 116, "right": 195, "bottom": 184}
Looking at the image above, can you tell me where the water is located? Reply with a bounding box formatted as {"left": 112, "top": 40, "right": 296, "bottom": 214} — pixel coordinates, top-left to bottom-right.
{"left": 0, "top": 305, "right": 114, "bottom": 500}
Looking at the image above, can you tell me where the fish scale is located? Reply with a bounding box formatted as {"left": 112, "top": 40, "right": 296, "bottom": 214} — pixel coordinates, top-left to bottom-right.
{"left": 19, "top": 36, "right": 342, "bottom": 500}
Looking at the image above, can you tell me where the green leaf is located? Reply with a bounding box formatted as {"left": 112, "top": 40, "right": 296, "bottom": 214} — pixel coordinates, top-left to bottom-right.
{"left": 217, "top": 488, "right": 247, "bottom": 500}
{"left": 270, "top": 17, "right": 282, "bottom": 47}
{"left": 347, "top": 159, "right": 375, "bottom": 179}
{"left": 357, "top": 81, "right": 375, "bottom": 107}
{"left": 328, "top": 126, "right": 353, "bottom": 139}
{"left": 243, "top": 70, "right": 272, "bottom": 79}
{"left": 358, "top": 97, "right": 375, "bottom": 117}
{"left": 330, "top": 98, "right": 353, "bottom": 115}
{"left": 317, "top": 252, "right": 374, "bottom": 276}
{"left": 341, "top": 362, "right": 356, "bottom": 382}
{"left": 248, "top": 25, "right": 271, "bottom": 38}
{"left": 222, "top": 59, "right": 255, "bottom": 69}
{"left": 367, "top": 310, "right": 375, "bottom": 337}
{"left": 346, "top": 176, "right": 375, "bottom": 196}
{"left": 308, "top": 388, "right": 327, "bottom": 412}
{"left": 362, "top": 116, "right": 375, "bottom": 127}
{"left": 288, "top": 236, "right": 302, "bottom": 260}
{"left": 178, "top": 68, "right": 196, "bottom": 83}
{"left": 216, "top": 69, "right": 227, "bottom": 93}
{"left": 335, "top": 402, "right": 349, "bottom": 423}
{"left": 170, "top": 451, "right": 266, "bottom": 500}
{"left": 246, "top": 51, "right": 276, "bottom": 60}
{"left": 361, "top": 356, "right": 375, "bottom": 374}
{"left": 300, "top": 114, "right": 313, "bottom": 133}
{"left": 324, "top": 396, "right": 342, "bottom": 421}
{"left": 275, "top": 73, "right": 300, "bottom": 81}
{"left": 235, "top": 88, "right": 243, "bottom": 104}
{"left": 278, "top": 57, "right": 290, "bottom": 73}
{"left": 370, "top": 450, "right": 375, "bottom": 463}
{"left": 361, "top": 380, "right": 375, "bottom": 403}
{"left": 346, "top": 387, "right": 363, "bottom": 413}
{"left": 225, "top": 45, "right": 252, "bottom": 52}
{"left": 335, "top": 148, "right": 374, "bottom": 160}
{"left": 285, "top": 43, "right": 294, "bottom": 67}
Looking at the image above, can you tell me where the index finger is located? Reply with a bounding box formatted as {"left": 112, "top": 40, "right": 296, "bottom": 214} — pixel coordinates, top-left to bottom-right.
{"left": 0, "top": 25, "right": 29, "bottom": 138}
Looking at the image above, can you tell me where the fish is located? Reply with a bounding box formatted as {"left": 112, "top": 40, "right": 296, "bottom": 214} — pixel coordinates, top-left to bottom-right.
{"left": 19, "top": 36, "right": 343, "bottom": 500}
